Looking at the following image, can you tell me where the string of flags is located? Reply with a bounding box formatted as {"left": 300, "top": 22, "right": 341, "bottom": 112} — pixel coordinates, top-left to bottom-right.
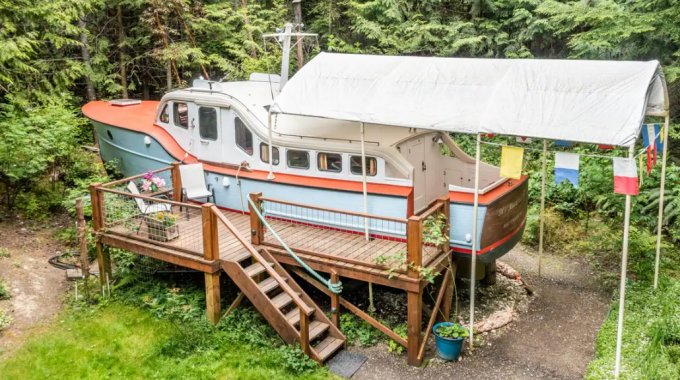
{"left": 488, "top": 124, "right": 664, "bottom": 196}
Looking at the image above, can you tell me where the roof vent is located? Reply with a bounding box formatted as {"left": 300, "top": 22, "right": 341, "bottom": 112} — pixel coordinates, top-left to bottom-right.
{"left": 109, "top": 99, "right": 141, "bottom": 107}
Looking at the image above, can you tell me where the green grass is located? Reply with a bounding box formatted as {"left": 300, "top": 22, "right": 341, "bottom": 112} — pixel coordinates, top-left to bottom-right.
{"left": 0, "top": 280, "right": 10, "bottom": 300}
{"left": 0, "top": 303, "right": 333, "bottom": 380}
{"left": 586, "top": 280, "right": 680, "bottom": 379}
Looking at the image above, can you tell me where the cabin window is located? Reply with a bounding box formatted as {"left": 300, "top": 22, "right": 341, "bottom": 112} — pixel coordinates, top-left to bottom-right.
{"left": 260, "top": 143, "right": 280, "bottom": 165}
{"left": 350, "top": 156, "right": 377, "bottom": 176}
{"left": 159, "top": 104, "right": 169, "bottom": 123}
{"left": 287, "top": 149, "right": 309, "bottom": 169}
{"left": 318, "top": 152, "right": 342, "bottom": 173}
{"left": 198, "top": 107, "right": 218, "bottom": 140}
{"left": 235, "top": 117, "right": 253, "bottom": 155}
{"left": 173, "top": 102, "right": 189, "bottom": 128}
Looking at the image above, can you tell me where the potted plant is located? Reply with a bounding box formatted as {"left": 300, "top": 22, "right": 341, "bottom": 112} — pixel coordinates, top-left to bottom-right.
{"left": 146, "top": 211, "right": 179, "bottom": 242}
{"left": 140, "top": 171, "right": 166, "bottom": 193}
{"left": 432, "top": 322, "right": 468, "bottom": 361}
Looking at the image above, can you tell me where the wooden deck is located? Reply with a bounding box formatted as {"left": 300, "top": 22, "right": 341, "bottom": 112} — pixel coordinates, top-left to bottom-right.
{"left": 106, "top": 207, "right": 445, "bottom": 290}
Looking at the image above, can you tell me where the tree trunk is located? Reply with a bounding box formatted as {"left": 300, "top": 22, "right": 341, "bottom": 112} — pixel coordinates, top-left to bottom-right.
{"left": 293, "top": 0, "right": 304, "bottom": 69}
{"left": 78, "top": 18, "right": 96, "bottom": 101}
{"left": 116, "top": 5, "right": 129, "bottom": 99}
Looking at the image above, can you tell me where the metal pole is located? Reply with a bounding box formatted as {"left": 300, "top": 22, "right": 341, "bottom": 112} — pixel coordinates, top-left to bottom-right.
{"left": 614, "top": 144, "right": 636, "bottom": 379}
{"left": 267, "top": 112, "right": 275, "bottom": 180}
{"left": 538, "top": 140, "right": 547, "bottom": 277}
{"left": 360, "top": 122, "right": 375, "bottom": 312}
{"left": 654, "top": 115, "right": 670, "bottom": 289}
{"left": 469, "top": 133, "right": 482, "bottom": 348}
{"left": 360, "top": 122, "right": 369, "bottom": 240}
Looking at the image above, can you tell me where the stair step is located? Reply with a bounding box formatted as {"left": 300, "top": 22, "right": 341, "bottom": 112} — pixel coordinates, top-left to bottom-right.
{"left": 257, "top": 277, "right": 284, "bottom": 293}
{"left": 243, "top": 262, "right": 267, "bottom": 277}
{"left": 284, "top": 307, "right": 302, "bottom": 326}
{"left": 228, "top": 250, "right": 251, "bottom": 263}
{"left": 308, "top": 321, "right": 330, "bottom": 342}
{"left": 271, "top": 292, "right": 295, "bottom": 309}
{"left": 313, "top": 336, "right": 345, "bottom": 361}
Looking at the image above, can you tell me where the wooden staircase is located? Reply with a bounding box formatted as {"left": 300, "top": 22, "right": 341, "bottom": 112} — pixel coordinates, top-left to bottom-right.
{"left": 214, "top": 208, "right": 345, "bottom": 363}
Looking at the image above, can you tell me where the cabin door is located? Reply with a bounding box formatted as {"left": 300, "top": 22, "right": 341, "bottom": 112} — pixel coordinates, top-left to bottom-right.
{"left": 190, "top": 105, "right": 222, "bottom": 162}
{"left": 400, "top": 134, "right": 448, "bottom": 214}
{"left": 401, "top": 137, "right": 427, "bottom": 213}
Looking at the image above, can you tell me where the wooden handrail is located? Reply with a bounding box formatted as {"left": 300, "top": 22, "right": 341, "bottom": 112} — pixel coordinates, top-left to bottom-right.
{"left": 211, "top": 206, "right": 315, "bottom": 316}
{"left": 259, "top": 196, "right": 408, "bottom": 224}
{"left": 98, "top": 187, "right": 201, "bottom": 209}
{"left": 100, "top": 166, "right": 173, "bottom": 188}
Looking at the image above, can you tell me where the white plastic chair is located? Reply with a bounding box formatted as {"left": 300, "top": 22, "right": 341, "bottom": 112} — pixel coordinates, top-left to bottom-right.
{"left": 179, "top": 163, "right": 215, "bottom": 204}
{"left": 126, "top": 181, "right": 172, "bottom": 214}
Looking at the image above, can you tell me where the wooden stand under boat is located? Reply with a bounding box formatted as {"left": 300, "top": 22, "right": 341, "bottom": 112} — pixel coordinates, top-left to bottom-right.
{"left": 88, "top": 164, "right": 456, "bottom": 366}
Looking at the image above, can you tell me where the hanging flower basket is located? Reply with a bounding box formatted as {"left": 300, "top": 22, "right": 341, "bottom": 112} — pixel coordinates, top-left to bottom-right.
{"left": 146, "top": 212, "right": 179, "bottom": 242}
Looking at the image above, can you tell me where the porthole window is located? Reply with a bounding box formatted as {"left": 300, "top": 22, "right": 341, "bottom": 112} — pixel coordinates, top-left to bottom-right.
{"left": 350, "top": 156, "right": 377, "bottom": 176}
{"left": 287, "top": 149, "right": 309, "bottom": 169}
{"left": 159, "top": 104, "right": 169, "bottom": 123}
{"left": 260, "top": 143, "right": 280, "bottom": 165}
{"left": 235, "top": 117, "right": 253, "bottom": 155}
{"left": 173, "top": 102, "right": 188, "bottom": 128}
{"left": 198, "top": 107, "right": 217, "bottom": 140}
{"left": 318, "top": 152, "right": 342, "bottom": 173}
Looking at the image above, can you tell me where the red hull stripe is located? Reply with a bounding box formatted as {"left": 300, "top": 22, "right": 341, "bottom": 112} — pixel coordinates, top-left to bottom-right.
{"left": 450, "top": 221, "right": 526, "bottom": 256}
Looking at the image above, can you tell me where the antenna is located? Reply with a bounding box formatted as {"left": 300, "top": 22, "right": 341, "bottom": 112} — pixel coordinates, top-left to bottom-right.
{"left": 263, "top": 23, "right": 317, "bottom": 91}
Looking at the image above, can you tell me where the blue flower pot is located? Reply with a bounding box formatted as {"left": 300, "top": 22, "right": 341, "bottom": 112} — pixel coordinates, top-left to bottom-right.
{"left": 433, "top": 322, "right": 465, "bottom": 361}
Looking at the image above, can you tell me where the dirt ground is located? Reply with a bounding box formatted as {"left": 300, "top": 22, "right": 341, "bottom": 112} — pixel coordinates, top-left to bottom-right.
{"left": 350, "top": 244, "right": 611, "bottom": 380}
{"left": 0, "top": 219, "right": 69, "bottom": 356}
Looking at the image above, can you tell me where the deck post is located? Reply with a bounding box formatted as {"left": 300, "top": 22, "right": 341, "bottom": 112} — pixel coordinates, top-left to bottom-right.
{"left": 89, "top": 184, "right": 111, "bottom": 291}
{"left": 248, "top": 192, "right": 264, "bottom": 245}
{"left": 406, "top": 216, "right": 423, "bottom": 366}
{"left": 171, "top": 161, "right": 182, "bottom": 202}
{"left": 299, "top": 309, "right": 311, "bottom": 356}
{"left": 76, "top": 198, "right": 91, "bottom": 300}
{"left": 202, "top": 203, "right": 221, "bottom": 324}
{"left": 330, "top": 271, "right": 340, "bottom": 327}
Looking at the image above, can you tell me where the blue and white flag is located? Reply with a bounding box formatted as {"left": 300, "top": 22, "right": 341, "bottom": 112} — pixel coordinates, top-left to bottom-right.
{"left": 555, "top": 140, "right": 573, "bottom": 147}
{"left": 554, "top": 152, "right": 579, "bottom": 188}
{"left": 642, "top": 123, "right": 663, "bottom": 152}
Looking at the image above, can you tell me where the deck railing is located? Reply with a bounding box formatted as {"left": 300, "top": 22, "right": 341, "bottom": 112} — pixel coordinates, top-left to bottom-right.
{"left": 90, "top": 164, "right": 206, "bottom": 258}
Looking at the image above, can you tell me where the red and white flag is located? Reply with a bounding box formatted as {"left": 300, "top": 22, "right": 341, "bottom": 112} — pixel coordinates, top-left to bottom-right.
{"left": 613, "top": 157, "right": 639, "bottom": 195}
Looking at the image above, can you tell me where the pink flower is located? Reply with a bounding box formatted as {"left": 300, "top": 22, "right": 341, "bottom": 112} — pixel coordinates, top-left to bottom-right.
{"left": 152, "top": 177, "right": 166, "bottom": 188}
{"left": 143, "top": 171, "right": 154, "bottom": 180}
{"left": 141, "top": 181, "right": 152, "bottom": 191}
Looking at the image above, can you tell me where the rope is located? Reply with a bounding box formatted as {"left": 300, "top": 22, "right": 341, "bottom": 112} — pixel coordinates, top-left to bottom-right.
{"left": 248, "top": 197, "right": 343, "bottom": 294}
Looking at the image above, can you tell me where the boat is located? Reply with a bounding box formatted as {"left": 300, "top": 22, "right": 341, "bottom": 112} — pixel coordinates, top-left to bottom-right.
{"left": 81, "top": 32, "right": 527, "bottom": 271}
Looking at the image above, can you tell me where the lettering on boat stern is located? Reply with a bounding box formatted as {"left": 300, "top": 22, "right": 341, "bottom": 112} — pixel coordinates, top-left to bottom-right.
{"left": 480, "top": 180, "right": 528, "bottom": 248}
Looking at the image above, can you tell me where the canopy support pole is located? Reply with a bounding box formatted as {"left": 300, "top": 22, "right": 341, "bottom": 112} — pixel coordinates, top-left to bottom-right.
{"left": 538, "top": 140, "right": 547, "bottom": 277}
{"left": 614, "top": 144, "right": 635, "bottom": 379}
{"left": 653, "top": 114, "right": 670, "bottom": 289}
{"left": 267, "top": 112, "right": 275, "bottom": 180}
{"left": 360, "top": 122, "right": 375, "bottom": 312}
{"left": 469, "top": 133, "right": 482, "bottom": 348}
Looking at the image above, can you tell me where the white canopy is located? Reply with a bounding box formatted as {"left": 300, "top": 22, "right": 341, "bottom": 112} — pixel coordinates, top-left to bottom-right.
{"left": 271, "top": 52, "right": 668, "bottom": 147}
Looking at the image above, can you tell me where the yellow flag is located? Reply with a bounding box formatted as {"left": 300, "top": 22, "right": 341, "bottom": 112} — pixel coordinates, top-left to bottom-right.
{"left": 500, "top": 146, "right": 524, "bottom": 179}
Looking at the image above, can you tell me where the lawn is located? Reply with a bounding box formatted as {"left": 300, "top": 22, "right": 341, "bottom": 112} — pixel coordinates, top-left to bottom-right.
{"left": 0, "top": 303, "right": 333, "bottom": 380}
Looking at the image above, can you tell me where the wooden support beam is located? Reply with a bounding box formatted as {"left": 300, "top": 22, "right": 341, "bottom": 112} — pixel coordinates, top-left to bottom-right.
{"left": 418, "top": 268, "right": 451, "bottom": 361}
{"left": 407, "top": 290, "right": 423, "bottom": 366}
{"left": 171, "top": 162, "right": 182, "bottom": 202}
{"left": 76, "top": 198, "right": 90, "bottom": 300}
{"left": 437, "top": 195, "right": 451, "bottom": 254}
{"left": 300, "top": 309, "right": 311, "bottom": 356}
{"left": 248, "top": 192, "right": 264, "bottom": 245}
{"left": 291, "top": 268, "right": 408, "bottom": 348}
{"left": 330, "top": 271, "right": 340, "bottom": 328}
{"left": 440, "top": 261, "right": 456, "bottom": 323}
{"left": 224, "top": 292, "right": 244, "bottom": 317}
{"left": 89, "top": 184, "right": 111, "bottom": 290}
{"left": 204, "top": 272, "right": 221, "bottom": 324}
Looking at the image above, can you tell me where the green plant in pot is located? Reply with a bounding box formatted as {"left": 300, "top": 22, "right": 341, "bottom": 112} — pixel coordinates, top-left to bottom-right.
{"left": 432, "top": 322, "right": 468, "bottom": 361}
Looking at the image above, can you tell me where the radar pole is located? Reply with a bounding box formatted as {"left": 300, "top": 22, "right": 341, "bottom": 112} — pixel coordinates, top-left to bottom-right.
{"left": 263, "top": 22, "right": 317, "bottom": 91}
